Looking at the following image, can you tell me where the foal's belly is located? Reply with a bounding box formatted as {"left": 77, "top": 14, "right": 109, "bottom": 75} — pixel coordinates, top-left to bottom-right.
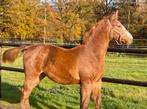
{"left": 44, "top": 66, "right": 80, "bottom": 84}
{"left": 45, "top": 71, "right": 80, "bottom": 84}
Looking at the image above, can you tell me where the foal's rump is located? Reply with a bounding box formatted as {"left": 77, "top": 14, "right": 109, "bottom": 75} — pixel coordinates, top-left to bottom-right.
{"left": 2, "top": 44, "right": 49, "bottom": 63}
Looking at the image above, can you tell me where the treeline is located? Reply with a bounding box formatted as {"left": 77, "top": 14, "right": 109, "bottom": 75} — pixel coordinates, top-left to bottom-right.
{"left": 0, "top": 0, "right": 147, "bottom": 43}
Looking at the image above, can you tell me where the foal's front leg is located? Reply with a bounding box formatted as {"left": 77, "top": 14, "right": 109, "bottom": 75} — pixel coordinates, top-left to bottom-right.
{"left": 92, "top": 80, "right": 102, "bottom": 109}
{"left": 80, "top": 82, "right": 92, "bottom": 109}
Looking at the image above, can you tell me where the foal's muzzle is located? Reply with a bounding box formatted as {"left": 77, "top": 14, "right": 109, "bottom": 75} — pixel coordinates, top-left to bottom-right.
{"left": 124, "top": 31, "right": 133, "bottom": 45}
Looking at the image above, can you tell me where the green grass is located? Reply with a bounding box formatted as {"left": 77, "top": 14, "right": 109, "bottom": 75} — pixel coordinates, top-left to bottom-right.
{"left": 0, "top": 49, "right": 147, "bottom": 109}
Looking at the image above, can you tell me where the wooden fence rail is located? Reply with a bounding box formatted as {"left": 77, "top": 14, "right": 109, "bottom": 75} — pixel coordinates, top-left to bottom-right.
{"left": 0, "top": 66, "right": 147, "bottom": 87}
{"left": 0, "top": 43, "right": 147, "bottom": 88}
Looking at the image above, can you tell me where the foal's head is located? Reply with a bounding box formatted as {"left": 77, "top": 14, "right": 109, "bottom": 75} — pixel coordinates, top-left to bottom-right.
{"left": 109, "top": 11, "right": 133, "bottom": 45}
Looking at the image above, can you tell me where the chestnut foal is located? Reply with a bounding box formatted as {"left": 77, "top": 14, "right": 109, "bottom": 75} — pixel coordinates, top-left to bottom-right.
{"left": 3, "top": 11, "right": 133, "bottom": 109}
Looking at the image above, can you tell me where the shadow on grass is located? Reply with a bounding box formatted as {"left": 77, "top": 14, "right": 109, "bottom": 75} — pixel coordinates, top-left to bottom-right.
{"left": 1, "top": 82, "right": 124, "bottom": 109}
{"left": 1, "top": 82, "right": 59, "bottom": 109}
{"left": 1, "top": 82, "right": 21, "bottom": 103}
{"left": 2, "top": 82, "right": 137, "bottom": 109}
{"left": 1, "top": 82, "right": 81, "bottom": 109}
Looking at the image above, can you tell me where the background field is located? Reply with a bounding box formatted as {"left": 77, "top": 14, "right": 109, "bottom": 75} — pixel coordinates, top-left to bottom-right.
{"left": 0, "top": 48, "right": 147, "bottom": 109}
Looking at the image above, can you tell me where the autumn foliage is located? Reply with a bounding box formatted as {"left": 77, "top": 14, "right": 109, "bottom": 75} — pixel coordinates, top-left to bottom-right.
{"left": 0, "top": 0, "right": 147, "bottom": 43}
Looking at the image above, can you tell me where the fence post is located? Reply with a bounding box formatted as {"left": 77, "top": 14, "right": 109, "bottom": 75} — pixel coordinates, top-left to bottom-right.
{"left": 0, "top": 39, "right": 2, "bottom": 98}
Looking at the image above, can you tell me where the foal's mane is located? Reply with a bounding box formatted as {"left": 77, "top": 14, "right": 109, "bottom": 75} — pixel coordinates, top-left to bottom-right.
{"left": 82, "top": 17, "right": 110, "bottom": 44}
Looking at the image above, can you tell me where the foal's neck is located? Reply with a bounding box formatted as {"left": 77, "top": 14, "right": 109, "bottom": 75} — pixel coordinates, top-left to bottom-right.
{"left": 85, "top": 20, "right": 110, "bottom": 61}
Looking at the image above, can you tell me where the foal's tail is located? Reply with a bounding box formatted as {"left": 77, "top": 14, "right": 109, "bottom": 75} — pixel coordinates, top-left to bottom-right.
{"left": 2, "top": 45, "right": 29, "bottom": 63}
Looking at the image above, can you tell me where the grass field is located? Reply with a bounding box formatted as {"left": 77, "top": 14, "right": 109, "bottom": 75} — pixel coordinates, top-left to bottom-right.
{"left": 0, "top": 48, "right": 147, "bottom": 109}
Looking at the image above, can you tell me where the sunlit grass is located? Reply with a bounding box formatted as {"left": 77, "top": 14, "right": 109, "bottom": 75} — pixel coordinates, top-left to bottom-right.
{"left": 0, "top": 48, "right": 147, "bottom": 109}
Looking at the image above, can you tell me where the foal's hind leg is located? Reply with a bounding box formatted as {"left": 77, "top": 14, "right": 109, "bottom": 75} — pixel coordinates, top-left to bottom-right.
{"left": 20, "top": 73, "right": 45, "bottom": 109}
{"left": 92, "top": 80, "right": 102, "bottom": 109}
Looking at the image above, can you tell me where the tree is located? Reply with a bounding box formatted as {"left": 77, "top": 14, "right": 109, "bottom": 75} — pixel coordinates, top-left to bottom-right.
{"left": 117, "top": 0, "right": 147, "bottom": 38}
{"left": 1, "top": 0, "right": 146, "bottom": 42}
{"left": 45, "top": 0, "right": 84, "bottom": 43}
{"left": 0, "top": 0, "right": 12, "bottom": 38}
{"left": 0, "top": 0, "right": 39, "bottom": 39}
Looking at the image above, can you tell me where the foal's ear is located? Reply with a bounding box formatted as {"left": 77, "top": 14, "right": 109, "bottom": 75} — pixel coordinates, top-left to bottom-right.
{"left": 110, "top": 10, "right": 118, "bottom": 21}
